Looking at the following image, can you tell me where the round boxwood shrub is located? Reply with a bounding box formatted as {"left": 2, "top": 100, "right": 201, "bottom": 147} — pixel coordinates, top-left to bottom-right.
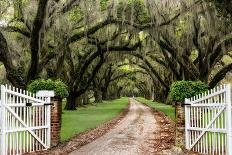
{"left": 27, "top": 79, "right": 69, "bottom": 98}
{"left": 170, "top": 80, "right": 208, "bottom": 103}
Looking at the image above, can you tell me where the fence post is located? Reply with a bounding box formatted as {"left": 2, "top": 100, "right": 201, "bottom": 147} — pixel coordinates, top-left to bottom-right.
{"left": 0, "top": 85, "right": 6, "bottom": 155}
{"left": 175, "top": 101, "right": 186, "bottom": 147}
{"left": 46, "top": 96, "right": 51, "bottom": 148}
{"left": 36, "top": 91, "right": 62, "bottom": 147}
{"left": 185, "top": 98, "right": 190, "bottom": 150}
{"left": 226, "top": 84, "right": 232, "bottom": 155}
{"left": 50, "top": 97, "right": 62, "bottom": 146}
{"left": 36, "top": 91, "right": 55, "bottom": 148}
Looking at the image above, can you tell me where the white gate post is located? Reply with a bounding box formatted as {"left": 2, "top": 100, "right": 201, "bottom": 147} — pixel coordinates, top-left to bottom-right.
{"left": 226, "top": 84, "right": 232, "bottom": 155}
{"left": 36, "top": 90, "right": 54, "bottom": 148}
{"left": 0, "top": 85, "right": 6, "bottom": 155}
{"left": 185, "top": 98, "right": 190, "bottom": 150}
{"left": 46, "top": 96, "right": 51, "bottom": 148}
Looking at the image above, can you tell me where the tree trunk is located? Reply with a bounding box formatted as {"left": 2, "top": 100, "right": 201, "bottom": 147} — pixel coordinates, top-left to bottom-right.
{"left": 76, "top": 96, "right": 83, "bottom": 107}
{"left": 115, "top": 87, "right": 123, "bottom": 99}
{"left": 27, "top": 0, "right": 49, "bottom": 82}
{"left": 0, "top": 32, "right": 26, "bottom": 88}
{"left": 83, "top": 93, "right": 89, "bottom": 105}
{"left": 102, "top": 89, "right": 108, "bottom": 100}
{"left": 94, "top": 90, "right": 102, "bottom": 103}
{"left": 65, "top": 92, "right": 77, "bottom": 110}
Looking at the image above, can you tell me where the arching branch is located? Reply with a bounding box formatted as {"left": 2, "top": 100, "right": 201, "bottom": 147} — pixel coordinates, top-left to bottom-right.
{"left": 0, "top": 32, "right": 25, "bottom": 87}
{"left": 27, "top": 0, "right": 49, "bottom": 82}
{"left": 208, "top": 63, "right": 232, "bottom": 88}
{"left": 131, "top": 53, "right": 169, "bottom": 91}
{"left": 0, "top": 26, "right": 30, "bottom": 37}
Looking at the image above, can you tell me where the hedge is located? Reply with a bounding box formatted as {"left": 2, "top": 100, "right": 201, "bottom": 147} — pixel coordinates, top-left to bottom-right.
{"left": 27, "top": 79, "right": 69, "bottom": 98}
{"left": 170, "top": 81, "right": 208, "bottom": 103}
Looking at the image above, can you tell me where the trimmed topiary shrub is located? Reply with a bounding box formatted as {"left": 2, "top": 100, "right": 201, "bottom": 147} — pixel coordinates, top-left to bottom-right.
{"left": 27, "top": 79, "right": 69, "bottom": 98}
{"left": 170, "top": 80, "right": 208, "bottom": 103}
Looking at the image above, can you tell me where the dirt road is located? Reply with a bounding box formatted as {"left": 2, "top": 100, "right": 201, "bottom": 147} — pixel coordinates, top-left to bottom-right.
{"left": 69, "top": 99, "right": 157, "bottom": 155}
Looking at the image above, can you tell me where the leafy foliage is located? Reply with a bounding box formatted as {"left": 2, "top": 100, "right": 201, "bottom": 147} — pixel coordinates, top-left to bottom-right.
{"left": 117, "top": 0, "right": 150, "bottom": 24}
{"left": 170, "top": 81, "right": 208, "bottom": 102}
{"left": 27, "top": 79, "right": 69, "bottom": 98}
{"left": 0, "top": 0, "right": 231, "bottom": 109}
{"left": 100, "top": 0, "right": 110, "bottom": 11}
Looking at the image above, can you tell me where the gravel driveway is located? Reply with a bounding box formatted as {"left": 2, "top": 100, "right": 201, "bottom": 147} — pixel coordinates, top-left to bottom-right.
{"left": 69, "top": 99, "right": 157, "bottom": 155}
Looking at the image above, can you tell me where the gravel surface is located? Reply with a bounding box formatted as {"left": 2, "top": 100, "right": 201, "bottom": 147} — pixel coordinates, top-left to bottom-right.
{"left": 35, "top": 98, "right": 177, "bottom": 155}
{"left": 33, "top": 100, "right": 130, "bottom": 155}
{"left": 69, "top": 99, "right": 159, "bottom": 155}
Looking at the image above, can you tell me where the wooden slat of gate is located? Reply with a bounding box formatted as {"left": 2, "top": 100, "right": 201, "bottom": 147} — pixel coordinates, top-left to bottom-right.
{"left": 6, "top": 103, "right": 48, "bottom": 151}
{"left": 0, "top": 85, "right": 51, "bottom": 155}
{"left": 185, "top": 84, "right": 231, "bottom": 155}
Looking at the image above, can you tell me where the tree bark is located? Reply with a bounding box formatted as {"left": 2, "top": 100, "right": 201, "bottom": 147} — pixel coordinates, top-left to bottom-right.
{"left": 27, "top": 0, "right": 49, "bottom": 82}
{"left": 75, "top": 54, "right": 105, "bottom": 98}
{"left": 94, "top": 90, "right": 103, "bottom": 103}
{"left": 76, "top": 95, "right": 83, "bottom": 107}
{"left": 116, "top": 87, "right": 123, "bottom": 99}
{"left": 65, "top": 92, "right": 77, "bottom": 110}
{"left": 83, "top": 93, "right": 90, "bottom": 105}
{"left": 0, "top": 32, "right": 26, "bottom": 88}
{"left": 102, "top": 91, "right": 108, "bottom": 100}
{"left": 208, "top": 63, "right": 232, "bottom": 89}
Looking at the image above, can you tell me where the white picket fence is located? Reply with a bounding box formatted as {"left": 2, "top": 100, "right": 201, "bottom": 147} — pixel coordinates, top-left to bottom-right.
{"left": 185, "top": 84, "right": 232, "bottom": 155}
{"left": 0, "top": 85, "right": 52, "bottom": 155}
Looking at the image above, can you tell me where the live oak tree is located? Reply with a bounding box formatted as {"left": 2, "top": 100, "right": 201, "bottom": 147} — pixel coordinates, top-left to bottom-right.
{"left": 153, "top": 4, "right": 232, "bottom": 89}
{"left": 92, "top": 58, "right": 141, "bottom": 103}
{"left": 0, "top": 0, "right": 231, "bottom": 109}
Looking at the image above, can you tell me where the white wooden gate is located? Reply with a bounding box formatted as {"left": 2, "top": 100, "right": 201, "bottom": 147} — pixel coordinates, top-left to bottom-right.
{"left": 0, "top": 85, "right": 51, "bottom": 155}
{"left": 185, "top": 84, "right": 232, "bottom": 155}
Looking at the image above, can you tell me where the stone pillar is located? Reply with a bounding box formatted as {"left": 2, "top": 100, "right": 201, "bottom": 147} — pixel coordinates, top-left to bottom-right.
{"left": 175, "top": 102, "right": 185, "bottom": 147}
{"left": 51, "top": 97, "right": 62, "bottom": 147}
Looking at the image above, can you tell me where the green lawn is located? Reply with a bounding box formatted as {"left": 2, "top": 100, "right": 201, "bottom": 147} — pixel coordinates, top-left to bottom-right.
{"left": 60, "top": 97, "right": 129, "bottom": 142}
{"left": 136, "top": 97, "right": 176, "bottom": 121}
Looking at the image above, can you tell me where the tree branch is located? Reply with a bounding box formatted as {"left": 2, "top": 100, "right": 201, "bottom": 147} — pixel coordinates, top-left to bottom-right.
{"left": 0, "top": 26, "right": 30, "bottom": 37}
{"left": 208, "top": 63, "right": 232, "bottom": 89}
{"left": 75, "top": 54, "right": 105, "bottom": 96}
{"left": 0, "top": 32, "right": 25, "bottom": 87}
{"left": 60, "top": 0, "right": 81, "bottom": 14}
{"left": 27, "top": 0, "right": 49, "bottom": 82}
{"left": 210, "top": 33, "right": 232, "bottom": 68}
{"left": 110, "top": 71, "right": 139, "bottom": 82}
{"left": 67, "top": 0, "right": 201, "bottom": 45}
{"left": 131, "top": 53, "right": 170, "bottom": 91}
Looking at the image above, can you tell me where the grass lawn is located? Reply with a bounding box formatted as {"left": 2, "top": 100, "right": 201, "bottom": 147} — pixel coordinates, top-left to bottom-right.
{"left": 60, "top": 97, "right": 129, "bottom": 142}
{"left": 136, "top": 97, "right": 176, "bottom": 122}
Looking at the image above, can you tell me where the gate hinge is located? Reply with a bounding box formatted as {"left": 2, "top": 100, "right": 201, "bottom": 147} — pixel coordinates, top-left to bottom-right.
{"left": 183, "top": 103, "right": 191, "bottom": 106}
{"left": 26, "top": 102, "right": 32, "bottom": 106}
{"left": 44, "top": 103, "right": 54, "bottom": 106}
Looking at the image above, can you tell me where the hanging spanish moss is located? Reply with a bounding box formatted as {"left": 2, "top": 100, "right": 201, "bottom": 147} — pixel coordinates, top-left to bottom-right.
{"left": 0, "top": 0, "right": 231, "bottom": 109}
